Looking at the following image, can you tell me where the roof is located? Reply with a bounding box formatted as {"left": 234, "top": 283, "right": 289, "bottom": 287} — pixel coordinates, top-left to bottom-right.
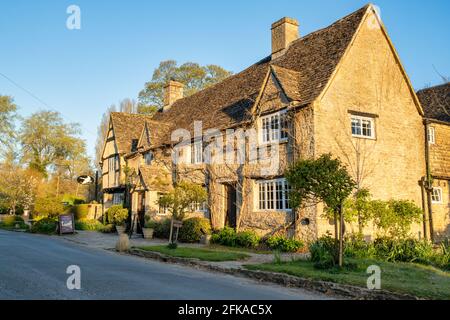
{"left": 417, "top": 83, "right": 450, "bottom": 123}
{"left": 138, "top": 165, "right": 172, "bottom": 192}
{"left": 138, "top": 120, "right": 172, "bottom": 150}
{"left": 151, "top": 4, "right": 370, "bottom": 142}
{"left": 109, "top": 113, "right": 155, "bottom": 154}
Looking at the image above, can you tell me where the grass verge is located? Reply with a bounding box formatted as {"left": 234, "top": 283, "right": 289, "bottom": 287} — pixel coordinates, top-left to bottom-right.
{"left": 245, "top": 258, "right": 450, "bottom": 300}
{"left": 137, "top": 245, "right": 250, "bottom": 262}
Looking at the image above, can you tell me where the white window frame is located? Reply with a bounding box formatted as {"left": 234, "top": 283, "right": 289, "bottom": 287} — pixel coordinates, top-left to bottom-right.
{"left": 255, "top": 178, "right": 291, "bottom": 212}
{"left": 351, "top": 115, "right": 375, "bottom": 139}
{"left": 192, "top": 140, "right": 203, "bottom": 164}
{"left": 112, "top": 193, "right": 124, "bottom": 205}
{"left": 259, "top": 110, "right": 289, "bottom": 144}
{"left": 189, "top": 201, "right": 208, "bottom": 212}
{"left": 427, "top": 127, "right": 435, "bottom": 144}
{"left": 157, "top": 192, "right": 169, "bottom": 215}
{"left": 431, "top": 187, "right": 443, "bottom": 204}
{"left": 144, "top": 152, "right": 153, "bottom": 165}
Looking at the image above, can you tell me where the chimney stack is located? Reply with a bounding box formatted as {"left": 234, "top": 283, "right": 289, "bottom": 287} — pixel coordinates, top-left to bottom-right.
{"left": 163, "top": 80, "right": 184, "bottom": 112}
{"left": 271, "top": 17, "right": 299, "bottom": 59}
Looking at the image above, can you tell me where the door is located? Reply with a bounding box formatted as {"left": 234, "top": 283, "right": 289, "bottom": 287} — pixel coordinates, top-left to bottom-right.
{"left": 137, "top": 192, "right": 146, "bottom": 234}
{"left": 224, "top": 184, "right": 237, "bottom": 229}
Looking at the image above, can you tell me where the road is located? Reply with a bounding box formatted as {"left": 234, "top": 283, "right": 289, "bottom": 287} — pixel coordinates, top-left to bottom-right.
{"left": 0, "top": 230, "right": 330, "bottom": 300}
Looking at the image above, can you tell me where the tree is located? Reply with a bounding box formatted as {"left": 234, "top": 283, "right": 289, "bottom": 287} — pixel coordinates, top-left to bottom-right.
{"left": 0, "top": 164, "right": 37, "bottom": 215}
{"left": 343, "top": 188, "right": 374, "bottom": 234}
{"left": 157, "top": 181, "right": 207, "bottom": 221}
{"left": 0, "top": 95, "right": 18, "bottom": 154}
{"left": 138, "top": 60, "right": 232, "bottom": 110}
{"left": 20, "top": 110, "right": 86, "bottom": 177}
{"left": 286, "top": 154, "right": 356, "bottom": 267}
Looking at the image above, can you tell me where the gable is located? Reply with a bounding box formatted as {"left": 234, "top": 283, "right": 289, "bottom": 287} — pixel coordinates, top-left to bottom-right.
{"left": 318, "top": 6, "right": 423, "bottom": 116}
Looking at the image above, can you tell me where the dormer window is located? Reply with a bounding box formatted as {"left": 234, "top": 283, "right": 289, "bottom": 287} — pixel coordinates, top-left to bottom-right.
{"left": 259, "top": 110, "right": 289, "bottom": 144}
{"left": 131, "top": 139, "right": 139, "bottom": 152}
{"left": 144, "top": 152, "right": 153, "bottom": 165}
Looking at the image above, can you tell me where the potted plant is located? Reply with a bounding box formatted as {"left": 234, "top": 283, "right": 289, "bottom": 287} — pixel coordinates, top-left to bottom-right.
{"left": 142, "top": 216, "right": 155, "bottom": 239}
{"left": 107, "top": 205, "right": 129, "bottom": 234}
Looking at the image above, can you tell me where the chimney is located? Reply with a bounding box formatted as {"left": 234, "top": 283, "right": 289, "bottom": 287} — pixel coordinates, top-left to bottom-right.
{"left": 271, "top": 17, "right": 299, "bottom": 59}
{"left": 163, "top": 80, "right": 184, "bottom": 112}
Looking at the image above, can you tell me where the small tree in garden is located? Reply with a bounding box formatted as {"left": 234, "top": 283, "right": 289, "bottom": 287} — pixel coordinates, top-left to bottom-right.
{"left": 344, "top": 188, "right": 374, "bottom": 235}
{"left": 107, "top": 205, "right": 129, "bottom": 226}
{"left": 286, "top": 154, "right": 356, "bottom": 267}
{"left": 372, "top": 200, "right": 423, "bottom": 239}
{"left": 157, "top": 182, "right": 207, "bottom": 221}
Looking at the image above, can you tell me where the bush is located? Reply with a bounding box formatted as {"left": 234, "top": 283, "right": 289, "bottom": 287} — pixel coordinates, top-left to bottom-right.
{"left": 107, "top": 205, "right": 129, "bottom": 226}
{"left": 71, "top": 204, "right": 90, "bottom": 220}
{"left": 211, "top": 227, "right": 238, "bottom": 247}
{"left": 373, "top": 237, "right": 435, "bottom": 264}
{"left": 99, "top": 224, "right": 116, "bottom": 233}
{"left": 0, "top": 215, "right": 29, "bottom": 230}
{"left": 344, "top": 234, "right": 376, "bottom": 259}
{"left": 34, "top": 197, "right": 65, "bottom": 218}
{"left": 75, "top": 219, "right": 102, "bottom": 231}
{"left": 152, "top": 219, "right": 172, "bottom": 239}
{"left": 265, "top": 235, "right": 304, "bottom": 253}
{"left": 30, "top": 217, "right": 57, "bottom": 234}
{"left": 309, "top": 234, "right": 337, "bottom": 269}
{"left": 236, "top": 231, "right": 261, "bottom": 248}
{"left": 179, "top": 218, "right": 212, "bottom": 243}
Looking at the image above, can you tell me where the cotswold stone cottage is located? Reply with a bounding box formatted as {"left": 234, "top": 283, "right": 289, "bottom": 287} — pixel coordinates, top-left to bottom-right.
{"left": 100, "top": 4, "right": 449, "bottom": 242}
{"left": 417, "top": 83, "right": 450, "bottom": 242}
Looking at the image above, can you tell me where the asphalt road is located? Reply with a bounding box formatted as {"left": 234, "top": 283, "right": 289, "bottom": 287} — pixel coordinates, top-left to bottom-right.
{"left": 0, "top": 230, "right": 329, "bottom": 300}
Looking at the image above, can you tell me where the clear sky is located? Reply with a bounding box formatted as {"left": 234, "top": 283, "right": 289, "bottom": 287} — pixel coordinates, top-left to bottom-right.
{"left": 1, "top": 0, "right": 449, "bottom": 159}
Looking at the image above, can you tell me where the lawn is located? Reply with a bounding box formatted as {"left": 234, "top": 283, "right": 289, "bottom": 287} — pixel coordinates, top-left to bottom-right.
{"left": 207, "top": 244, "right": 271, "bottom": 255}
{"left": 245, "top": 258, "right": 450, "bottom": 300}
{"left": 136, "top": 245, "right": 251, "bottom": 262}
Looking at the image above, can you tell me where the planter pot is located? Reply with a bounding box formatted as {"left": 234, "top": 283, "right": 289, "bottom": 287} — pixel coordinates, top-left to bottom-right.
{"left": 200, "top": 234, "right": 212, "bottom": 245}
{"left": 116, "top": 225, "right": 126, "bottom": 234}
{"left": 142, "top": 228, "right": 154, "bottom": 239}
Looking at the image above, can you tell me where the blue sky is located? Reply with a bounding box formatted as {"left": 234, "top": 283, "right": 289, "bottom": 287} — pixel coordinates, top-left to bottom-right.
{"left": 1, "top": 0, "right": 449, "bottom": 159}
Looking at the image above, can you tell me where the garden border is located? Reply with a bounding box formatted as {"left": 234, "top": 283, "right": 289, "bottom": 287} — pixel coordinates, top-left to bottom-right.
{"left": 125, "top": 247, "right": 422, "bottom": 300}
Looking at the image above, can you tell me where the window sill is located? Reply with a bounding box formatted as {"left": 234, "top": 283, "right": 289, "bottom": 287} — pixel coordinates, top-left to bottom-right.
{"left": 351, "top": 134, "right": 376, "bottom": 141}
{"left": 253, "top": 209, "right": 292, "bottom": 214}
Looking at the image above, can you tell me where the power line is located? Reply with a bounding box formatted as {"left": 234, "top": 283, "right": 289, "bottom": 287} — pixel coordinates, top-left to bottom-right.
{"left": 0, "top": 71, "right": 97, "bottom": 137}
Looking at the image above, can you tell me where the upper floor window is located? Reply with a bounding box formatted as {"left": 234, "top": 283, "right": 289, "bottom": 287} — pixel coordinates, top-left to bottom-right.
{"left": 260, "top": 110, "right": 289, "bottom": 144}
{"left": 351, "top": 115, "right": 375, "bottom": 139}
{"left": 131, "top": 139, "right": 139, "bottom": 152}
{"left": 191, "top": 141, "right": 203, "bottom": 164}
{"left": 431, "top": 187, "right": 442, "bottom": 204}
{"left": 256, "top": 178, "right": 291, "bottom": 211}
{"left": 144, "top": 152, "right": 153, "bottom": 165}
{"left": 427, "top": 127, "right": 435, "bottom": 144}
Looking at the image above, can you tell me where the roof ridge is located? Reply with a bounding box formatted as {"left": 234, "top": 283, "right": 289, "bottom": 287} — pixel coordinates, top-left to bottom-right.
{"left": 417, "top": 82, "right": 450, "bottom": 93}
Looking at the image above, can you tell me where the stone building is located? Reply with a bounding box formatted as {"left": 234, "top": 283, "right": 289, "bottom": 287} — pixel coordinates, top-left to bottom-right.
{"left": 100, "top": 4, "right": 448, "bottom": 242}
{"left": 417, "top": 83, "right": 450, "bottom": 241}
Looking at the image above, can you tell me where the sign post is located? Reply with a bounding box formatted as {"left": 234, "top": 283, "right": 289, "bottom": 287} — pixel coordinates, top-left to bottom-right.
{"left": 58, "top": 213, "right": 75, "bottom": 235}
{"left": 169, "top": 219, "right": 183, "bottom": 244}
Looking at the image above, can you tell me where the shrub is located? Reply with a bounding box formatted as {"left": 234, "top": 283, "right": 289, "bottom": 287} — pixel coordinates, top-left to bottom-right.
{"left": 71, "top": 204, "right": 90, "bottom": 220}
{"left": 344, "top": 234, "right": 376, "bottom": 259}
{"left": 179, "top": 218, "right": 212, "bottom": 243}
{"left": 152, "top": 219, "right": 172, "bottom": 239}
{"left": 309, "top": 234, "right": 337, "bottom": 269}
{"left": 99, "top": 224, "right": 116, "bottom": 233}
{"left": 107, "top": 205, "right": 129, "bottom": 226}
{"left": 265, "top": 235, "right": 304, "bottom": 253}
{"left": 34, "top": 197, "right": 65, "bottom": 218}
{"left": 236, "top": 231, "right": 261, "bottom": 248}
{"left": 30, "top": 217, "right": 57, "bottom": 234}
{"left": 62, "top": 194, "right": 85, "bottom": 206}
{"left": 75, "top": 219, "right": 102, "bottom": 231}
{"left": 0, "top": 215, "right": 28, "bottom": 230}
{"left": 211, "top": 227, "right": 238, "bottom": 247}
{"left": 168, "top": 242, "right": 178, "bottom": 249}
{"left": 373, "top": 237, "right": 435, "bottom": 264}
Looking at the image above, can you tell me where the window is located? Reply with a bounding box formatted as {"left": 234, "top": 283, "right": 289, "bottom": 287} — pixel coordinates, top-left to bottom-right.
{"left": 427, "top": 127, "right": 435, "bottom": 144}
{"left": 260, "top": 110, "right": 289, "bottom": 143}
{"left": 108, "top": 155, "right": 119, "bottom": 186}
{"left": 189, "top": 201, "right": 208, "bottom": 212}
{"left": 351, "top": 115, "right": 375, "bottom": 139}
{"left": 431, "top": 188, "right": 443, "bottom": 204}
{"left": 256, "top": 178, "right": 291, "bottom": 211}
{"left": 157, "top": 193, "right": 168, "bottom": 215}
{"left": 144, "top": 152, "right": 153, "bottom": 165}
{"left": 112, "top": 193, "right": 124, "bottom": 205}
{"left": 192, "top": 141, "right": 203, "bottom": 164}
